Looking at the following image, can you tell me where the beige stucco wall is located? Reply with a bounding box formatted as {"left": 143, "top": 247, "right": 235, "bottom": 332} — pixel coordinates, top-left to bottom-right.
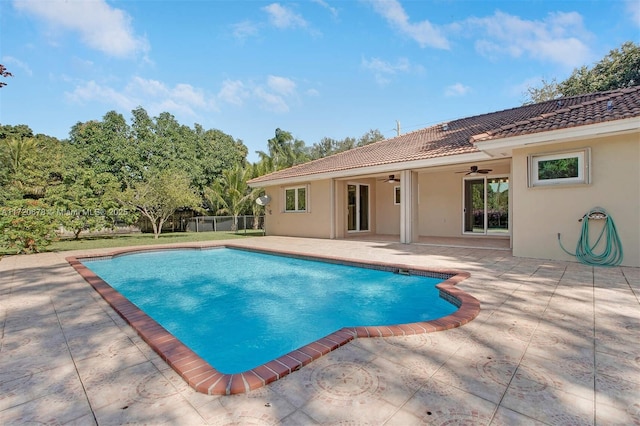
{"left": 375, "top": 181, "right": 400, "bottom": 235}
{"left": 512, "top": 132, "right": 639, "bottom": 267}
{"left": 262, "top": 178, "right": 379, "bottom": 239}
{"left": 262, "top": 180, "right": 333, "bottom": 238}
{"left": 418, "top": 171, "right": 463, "bottom": 237}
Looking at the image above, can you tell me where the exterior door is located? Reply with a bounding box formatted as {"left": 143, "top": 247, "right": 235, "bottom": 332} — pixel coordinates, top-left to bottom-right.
{"left": 347, "top": 184, "right": 369, "bottom": 231}
{"left": 463, "top": 177, "right": 509, "bottom": 234}
{"left": 463, "top": 179, "right": 485, "bottom": 233}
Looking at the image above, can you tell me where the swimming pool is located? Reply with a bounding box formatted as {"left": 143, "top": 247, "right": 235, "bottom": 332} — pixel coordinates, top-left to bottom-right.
{"left": 68, "top": 244, "right": 479, "bottom": 395}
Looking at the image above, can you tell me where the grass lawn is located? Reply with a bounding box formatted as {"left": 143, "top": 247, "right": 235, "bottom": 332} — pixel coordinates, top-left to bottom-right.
{"left": 1, "top": 230, "right": 264, "bottom": 255}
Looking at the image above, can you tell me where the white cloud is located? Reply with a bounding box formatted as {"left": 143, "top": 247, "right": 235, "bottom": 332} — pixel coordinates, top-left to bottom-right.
{"left": 66, "top": 80, "right": 136, "bottom": 110}
{"left": 364, "top": 0, "right": 449, "bottom": 49}
{"left": 254, "top": 86, "right": 290, "bottom": 113}
{"left": 217, "top": 75, "right": 302, "bottom": 113}
{"left": 361, "top": 56, "right": 421, "bottom": 86}
{"left": 511, "top": 76, "right": 545, "bottom": 97}
{"left": 66, "top": 77, "right": 215, "bottom": 117}
{"left": 626, "top": 0, "right": 640, "bottom": 27}
{"left": 444, "top": 83, "right": 471, "bottom": 97}
{"left": 312, "top": 0, "right": 338, "bottom": 18}
{"left": 2, "top": 56, "right": 33, "bottom": 76}
{"left": 465, "top": 11, "right": 592, "bottom": 68}
{"left": 267, "top": 75, "right": 296, "bottom": 96}
{"left": 251, "top": 75, "right": 298, "bottom": 113}
{"left": 13, "top": 0, "right": 149, "bottom": 58}
{"left": 263, "top": 3, "right": 308, "bottom": 29}
{"left": 172, "top": 83, "right": 208, "bottom": 108}
{"left": 232, "top": 20, "right": 260, "bottom": 40}
{"left": 218, "top": 80, "right": 250, "bottom": 106}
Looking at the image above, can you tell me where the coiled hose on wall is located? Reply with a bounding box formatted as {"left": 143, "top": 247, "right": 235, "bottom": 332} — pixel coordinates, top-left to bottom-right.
{"left": 558, "top": 207, "right": 624, "bottom": 267}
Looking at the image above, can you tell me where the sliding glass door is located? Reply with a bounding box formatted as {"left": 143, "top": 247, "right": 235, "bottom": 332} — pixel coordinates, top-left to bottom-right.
{"left": 463, "top": 177, "right": 509, "bottom": 234}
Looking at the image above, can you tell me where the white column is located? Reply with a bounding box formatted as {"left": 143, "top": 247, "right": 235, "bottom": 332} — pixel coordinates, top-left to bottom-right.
{"left": 330, "top": 179, "right": 335, "bottom": 239}
{"left": 400, "top": 170, "right": 413, "bottom": 244}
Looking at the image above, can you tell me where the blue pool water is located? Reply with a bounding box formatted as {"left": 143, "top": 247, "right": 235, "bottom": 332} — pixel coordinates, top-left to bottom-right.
{"left": 82, "top": 248, "right": 457, "bottom": 373}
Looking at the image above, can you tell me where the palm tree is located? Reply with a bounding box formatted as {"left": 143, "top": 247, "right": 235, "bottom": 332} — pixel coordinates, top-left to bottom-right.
{"left": 205, "top": 165, "right": 260, "bottom": 231}
{"left": 1, "top": 136, "right": 39, "bottom": 176}
{"left": 0, "top": 136, "right": 48, "bottom": 196}
{"left": 255, "top": 128, "right": 310, "bottom": 172}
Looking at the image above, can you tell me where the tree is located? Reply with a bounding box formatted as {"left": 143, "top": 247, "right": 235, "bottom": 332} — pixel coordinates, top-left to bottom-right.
{"left": 256, "top": 128, "right": 309, "bottom": 171}
{"left": 69, "top": 111, "right": 137, "bottom": 186}
{"left": 44, "top": 165, "right": 134, "bottom": 239}
{"left": 0, "top": 136, "right": 40, "bottom": 177}
{"left": 204, "top": 165, "right": 260, "bottom": 231}
{"left": 560, "top": 41, "right": 640, "bottom": 95}
{"left": 523, "top": 78, "right": 562, "bottom": 105}
{"left": 308, "top": 129, "right": 385, "bottom": 160}
{"left": 0, "top": 126, "right": 63, "bottom": 199}
{"left": 193, "top": 126, "right": 248, "bottom": 192}
{"left": 524, "top": 41, "right": 640, "bottom": 104}
{"left": 70, "top": 108, "right": 248, "bottom": 193}
{"left": 0, "top": 64, "right": 12, "bottom": 88}
{"left": 120, "top": 169, "right": 201, "bottom": 239}
{"left": 356, "top": 129, "right": 385, "bottom": 147}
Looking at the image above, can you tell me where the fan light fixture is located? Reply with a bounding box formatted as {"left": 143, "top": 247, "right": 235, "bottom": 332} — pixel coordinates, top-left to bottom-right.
{"left": 379, "top": 174, "right": 400, "bottom": 183}
{"left": 456, "top": 165, "right": 492, "bottom": 175}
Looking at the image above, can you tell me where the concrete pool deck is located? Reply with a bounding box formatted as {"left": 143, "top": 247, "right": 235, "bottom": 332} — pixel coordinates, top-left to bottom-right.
{"left": 1, "top": 236, "right": 638, "bottom": 424}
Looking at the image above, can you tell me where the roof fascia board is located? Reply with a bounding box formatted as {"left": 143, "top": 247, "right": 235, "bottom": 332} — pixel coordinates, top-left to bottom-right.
{"left": 248, "top": 152, "right": 491, "bottom": 187}
{"left": 475, "top": 117, "right": 640, "bottom": 154}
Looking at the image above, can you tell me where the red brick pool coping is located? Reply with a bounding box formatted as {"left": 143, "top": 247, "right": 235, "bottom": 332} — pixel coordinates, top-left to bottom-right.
{"left": 66, "top": 243, "right": 480, "bottom": 395}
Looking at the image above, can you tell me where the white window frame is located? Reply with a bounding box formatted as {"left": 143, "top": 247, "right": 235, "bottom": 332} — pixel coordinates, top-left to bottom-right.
{"left": 394, "top": 186, "right": 401, "bottom": 205}
{"left": 284, "top": 186, "right": 308, "bottom": 212}
{"left": 528, "top": 148, "right": 591, "bottom": 187}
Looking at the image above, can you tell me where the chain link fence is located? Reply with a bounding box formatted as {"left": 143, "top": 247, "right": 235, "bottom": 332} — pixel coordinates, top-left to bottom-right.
{"left": 186, "top": 215, "right": 264, "bottom": 233}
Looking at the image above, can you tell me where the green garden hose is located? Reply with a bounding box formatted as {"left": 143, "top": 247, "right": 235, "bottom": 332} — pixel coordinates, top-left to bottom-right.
{"left": 558, "top": 207, "right": 623, "bottom": 267}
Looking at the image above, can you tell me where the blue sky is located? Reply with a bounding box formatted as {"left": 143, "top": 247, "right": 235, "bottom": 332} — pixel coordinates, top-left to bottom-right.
{"left": 1, "top": 0, "right": 638, "bottom": 162}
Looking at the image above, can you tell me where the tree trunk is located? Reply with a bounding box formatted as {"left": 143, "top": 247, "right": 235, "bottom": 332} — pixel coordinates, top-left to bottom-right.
{"left": 152, "top": 220, "right": 160, "bottom": 239}
{"left": 154, "top": 217, "right": 167, "bottom": 239}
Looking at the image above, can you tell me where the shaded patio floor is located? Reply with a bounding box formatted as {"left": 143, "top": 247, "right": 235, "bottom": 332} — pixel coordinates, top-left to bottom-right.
{"left": 1, "top": 236, "right": 638, "bottom": 425}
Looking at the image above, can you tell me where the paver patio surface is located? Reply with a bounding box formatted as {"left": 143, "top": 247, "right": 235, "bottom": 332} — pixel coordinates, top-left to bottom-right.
{"left": 1, "top": 236, "right": 638, "bottom": 425}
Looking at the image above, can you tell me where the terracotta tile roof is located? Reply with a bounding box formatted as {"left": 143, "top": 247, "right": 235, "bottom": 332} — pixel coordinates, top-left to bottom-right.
{"left": 249, "top": 86, "right": 640, "bottom": 185}
{"left": 472, "top": 85, "right": 640, "bottom": 141}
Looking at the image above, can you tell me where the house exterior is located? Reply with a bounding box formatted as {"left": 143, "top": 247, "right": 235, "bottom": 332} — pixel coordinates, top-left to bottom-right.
{"left": 248, "top": 87, "right": 640, "bottom": 267}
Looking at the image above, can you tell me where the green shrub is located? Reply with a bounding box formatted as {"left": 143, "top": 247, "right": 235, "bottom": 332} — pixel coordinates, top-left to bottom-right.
{"left": 0, "top": 199, "right": 59, "bottom": 254}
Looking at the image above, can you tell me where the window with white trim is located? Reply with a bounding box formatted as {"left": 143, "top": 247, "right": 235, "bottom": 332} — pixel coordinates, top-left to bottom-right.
{"left": 394, "top": 186, "right": 401, "bottom": 205}
{"left": 528, "top": 148, "right": 590, "bottom": 187}
{"left": 284, "top": 186, "right": 307, "bottom": 212}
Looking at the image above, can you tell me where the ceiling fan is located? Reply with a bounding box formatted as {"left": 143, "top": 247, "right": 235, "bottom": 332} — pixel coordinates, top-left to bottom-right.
{"left": 456, "top": 165, "right": 492, "bottom": 175}
{"left": 379, "top": 174, "right": 400, "bottom": 183}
